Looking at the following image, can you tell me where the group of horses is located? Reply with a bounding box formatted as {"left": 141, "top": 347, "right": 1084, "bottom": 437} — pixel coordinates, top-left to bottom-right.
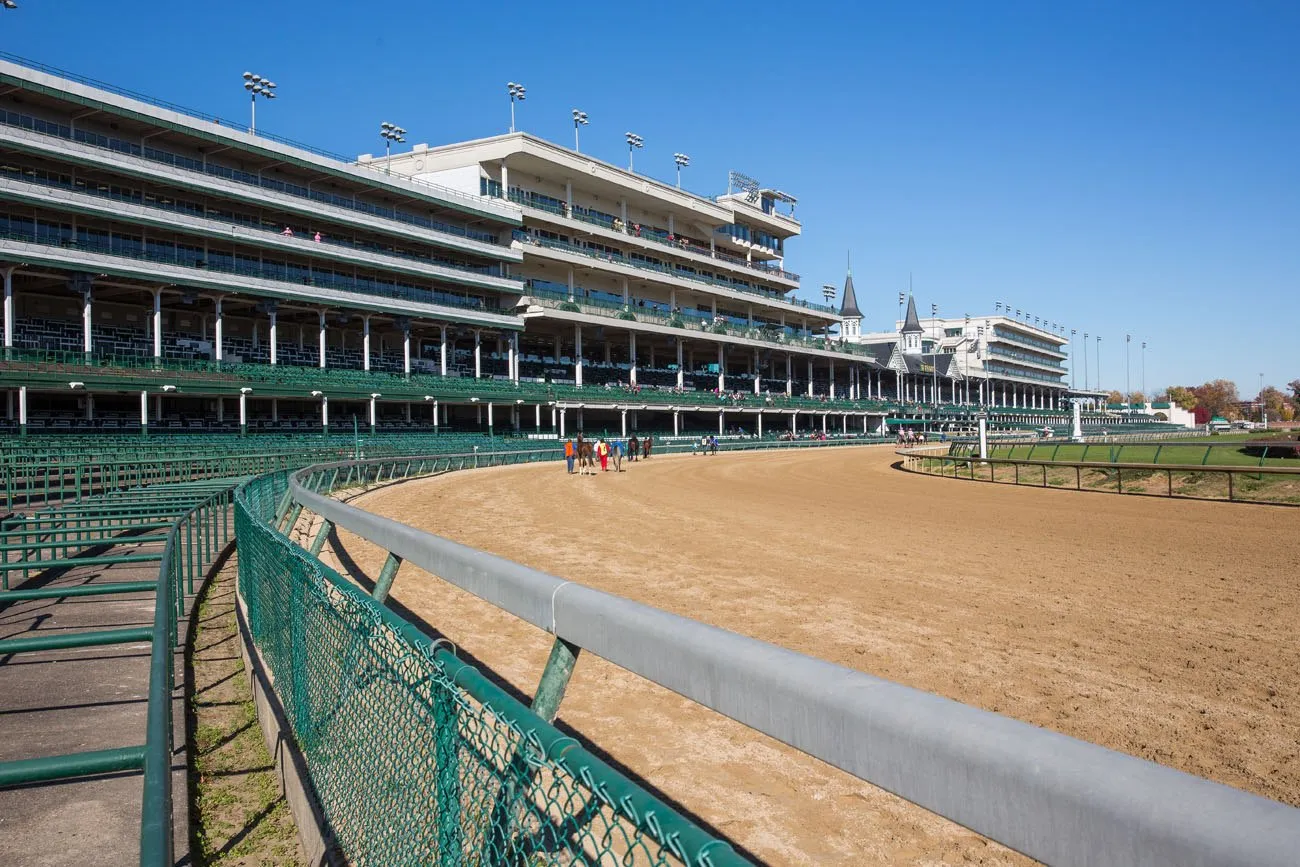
{"left": 572, "top": 433, "right": 652, "bottom": 475}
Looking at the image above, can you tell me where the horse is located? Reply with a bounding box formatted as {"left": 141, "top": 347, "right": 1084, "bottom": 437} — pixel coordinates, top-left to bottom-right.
{"left": 642, "top": 436, "right": 652, "bottom": 459}
{"left": 628, "top": 434, "right": 640, "bottom": 462}
{"left": 575, "top": 433, "right": 596, "bottom": 476}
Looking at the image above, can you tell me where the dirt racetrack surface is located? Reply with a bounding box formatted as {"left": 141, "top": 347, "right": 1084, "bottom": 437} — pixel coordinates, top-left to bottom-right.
{"left": 323, "top": 445, "right": 1299, "bottom": 865}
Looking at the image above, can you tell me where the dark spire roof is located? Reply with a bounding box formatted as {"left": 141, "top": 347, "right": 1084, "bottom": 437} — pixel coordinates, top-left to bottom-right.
{"left": 901, "top": 294, "right": 923, "bottom": 333}
{"left": 839, "top": 269, "right": 862, "bottom": 319}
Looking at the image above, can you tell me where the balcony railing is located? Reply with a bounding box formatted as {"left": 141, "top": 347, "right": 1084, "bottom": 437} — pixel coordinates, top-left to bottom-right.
{"left": 983, "top": 362, "right": 1067, "bottom": 385}
{"left": 0, "top": 226, "right": 510, "bottom": 316}
{"left": 0, "top": 106, "right": 506, "bottom": 247}
{"left": 992, "top": 327, "right": 1066, "bottom": 355}
{"left": 513, "top": 230, "right": 834, "bottom": 316}
{"left": 523, "top": 282, "right": 887, "bottom": 362}
{"left": 0, "top": 168, "right": 510, "bottom": 277}
{"left": 986, "top": 345, "right": 1065, "bottom": 369}
{"left": 507, "top": 186, "right": 800, "bottom": 283}
{"left": 0, "top": 51, "right": 515, "bottom": 219}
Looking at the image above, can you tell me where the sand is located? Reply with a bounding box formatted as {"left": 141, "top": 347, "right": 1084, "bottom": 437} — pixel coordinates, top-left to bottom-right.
{"left": 317, "top": 445, "right": 1299, "bottom": 865}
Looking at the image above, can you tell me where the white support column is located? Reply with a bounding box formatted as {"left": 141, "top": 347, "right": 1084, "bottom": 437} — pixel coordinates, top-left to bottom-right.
{"left": 321, "top": 396, "right": 329, "bottom": 430}
{"left": 433, "top": 400, "right": 439, "bottom": 430}
{"left": 676, "top": 340, "right": 685, "bottom": 389}
{"left": 790, "top": 411, "right": 796, "bottom": 433}
{"left": 239, "top": 390, "right": 248, "bottom": 435}
{"left": 621, "top": 276, "right": 630, "bottom": 309}
{"left": 318, "top": 310, "right": 327, "bottom": 369}
{"left": 753, "top": 350, "right": 760, "bottom": 395}
{"left": 559, "top": 408, "right": 566, "bottom": 437}
{"left": 574, "top": 326, "right": 584, "bottom": 386}
{"left": 17, "top": 385, "right": 26, "bottom": 433}
{"left": 82, "top": 289, "right": 93, "bottom": 354}
{"left": 140, "top": 390, "right": 148, "bottom": 432}
{"left": 369, "top": 395, "right": 377, "bottom": 430}
{"left": 567, "top": 267, "right": 576, "bottom": 303}
{"left": 829, "top": 361, "right": 836, "bottom": 399}
{"left": 151, "top": 289, "right": 162, "bottom": 359}
{"left": 500, "top": 160, "right": 509, "bottom": 197}
{"left": 757, "top": 412, "right": 763, "bottom": 438}
{"left": 269, "top": 309, "right": 278, "bottom": 365}
{"left": 672, "top": 410, "right": 679, "bottom": 436}
{"left": 716, "top": 345, "right": 725, "bottom": 392}
{"left": 621, "top": 409, "right": 628, "bottom": 437}
{"left": 843, "top": 414, "right": 848, "bottom": 434}
{"left": 474, "top": 330, "right": 482, "bottom": 379}
{"left": 509, "top": 333, "right": 518, "bottom": 383}
{"left": 786, "top": 355, "right": 793, "bottom": 396}
{"left": 214, "top": 297, "right": 224, "bottom": 362}
{"left": 2, "top": 266, "right": 14, "bottom": 353}
{"left": 629, "top": 332, "right": 638, "bottom": 386}
{"left": 440, "top": 326, "right": 448, "bottom": 376}
{"left": 535, "top": 403, "right": 541, "bottom": 432}
{"left": 550, "top": 405, "right": 556, "bottom": 432}
{"left": 822, "top": 412, "right": 828, "bottom": 434}
{"left": 718, "top": 410, "right": 724, "bottom": 435}
{"left": 403, "top": 327, "right": 411, "bottom": 377}
{"left": 807, "top": 359, "right": 814, "bottom": 396}
{"left": 362, "top": 316, "right": 371, "bottom": 371}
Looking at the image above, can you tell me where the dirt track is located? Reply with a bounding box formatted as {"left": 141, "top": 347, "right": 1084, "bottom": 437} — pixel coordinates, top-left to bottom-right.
{"left": 324, "top": 446, "right": 1299, "bottom": 866}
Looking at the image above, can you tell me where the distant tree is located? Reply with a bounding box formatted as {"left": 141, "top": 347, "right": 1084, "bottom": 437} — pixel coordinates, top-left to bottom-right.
{"left": 1106, "top": 389, "right": 1124, "bottom": 404}
{"left": 1193, "top": 379, "right": 1240, "bottom": 420}
{"left": 1128, "top": 391, "right": 1146, "bottom": 406}
{"left": 1259, "top": 386, "right": 1292, "bottom": 423}
{"left": 1166, "top": 386, "right": 1198, "bottom": 411}
{"left": 1288, "top": 379, "right": 1300, "bottom": 403}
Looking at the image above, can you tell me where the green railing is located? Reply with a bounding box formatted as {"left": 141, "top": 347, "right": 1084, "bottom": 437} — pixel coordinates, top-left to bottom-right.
{"left": 235, "top": 459, "right": 746, "bottom": 866}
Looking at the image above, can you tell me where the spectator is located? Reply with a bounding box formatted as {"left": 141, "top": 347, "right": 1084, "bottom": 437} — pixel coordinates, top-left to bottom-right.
{"left": 281, "top": 226, "right": 294, "bottom": 237}
{"left": 564, "top": 438, "right": 575, "bottom": 474}
{"left": 313, "top": 231, "right": 322, "bottom": 243}
{"left": 597, "top": 438, "right": 610, "bottom": 472}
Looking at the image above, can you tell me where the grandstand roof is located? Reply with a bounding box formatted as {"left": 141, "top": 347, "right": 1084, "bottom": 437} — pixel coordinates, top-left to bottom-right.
{"left": 839, "top": 271, "right": 862, "bottom": 320}
{"left": 901, "top": 295, "right": 923, "bottom": 334}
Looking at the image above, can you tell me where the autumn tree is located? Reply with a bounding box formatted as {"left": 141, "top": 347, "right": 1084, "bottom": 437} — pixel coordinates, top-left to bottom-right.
{"left": 1193, "top": 379, "right": 1240, "bottom": 420}
{"left": 1166, "top": 386, "right": 1198, "bottom": 411}
{"left": 1127, "top": 391, "right": 1146, "bottom": 406}
{"left": 1258, "top": 386, "right": 1295, "bottom": 423}
{"left": 1106, "top": 389, "right": 1124, "bottom": 404}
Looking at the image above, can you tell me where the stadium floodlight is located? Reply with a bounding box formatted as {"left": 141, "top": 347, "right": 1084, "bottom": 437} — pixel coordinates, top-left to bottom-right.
{"left": 673, "top": 152, "right": 690, "bottom": 189}
{"left": 822, "top": 284, "right": 836, "bottom": 306}
{"left": 311, "top": 390, "right": 323, "bottom": 397}
{"left": 625, "top": 132, "right": 643, "bottom": 172}
{"left": 242, "top": 72, "right": 277, "bottom": 135}
{"left": 2, "top": 2, "right": 18, "bottom": 10}
{"left": 379, "top": 122, "right": 407, "bottom": 174}
{"left": 572, "top": 109, "right": 589, "bottom": 152}
{"left": 68, "top": 381, "right": 84, "bottom": 389}
{"left": 507, "top": 82, "right": 526, "bottom": 132}
{"left": 240, "top": 387, "right": 253, "bottom": 395}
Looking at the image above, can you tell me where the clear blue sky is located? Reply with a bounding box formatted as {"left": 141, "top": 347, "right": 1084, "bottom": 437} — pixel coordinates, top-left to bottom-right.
{"left": 6, "top": 1, "right": 1297, "bottom": 397}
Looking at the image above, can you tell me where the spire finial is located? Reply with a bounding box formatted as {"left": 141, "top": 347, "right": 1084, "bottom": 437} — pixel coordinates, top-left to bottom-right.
{"left": 847, "top": 250, "right": 851, "bottom": 275}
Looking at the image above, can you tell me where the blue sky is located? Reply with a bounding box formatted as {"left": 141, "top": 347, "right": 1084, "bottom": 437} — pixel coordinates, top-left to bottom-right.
{"left": 6, "top": 1, "right": 1297, "bottom": 396}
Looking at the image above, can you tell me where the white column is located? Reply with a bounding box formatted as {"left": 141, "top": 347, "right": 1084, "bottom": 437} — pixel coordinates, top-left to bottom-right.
{"left": 433, "top": 401, "right": 439, "bottom": 429}
{"left": 574, "top": 326, "right": 584, "bottom": 386}
{"left": 369, "top": 395, "right": 377, "bottom": 429}
{"left": 2, "top": 266, "right": 14, "bottom": 352}
{"left": 629, "top": 332, "right": 638, "bottom": 386}
{"left": 403, "top": 328, "right": 411, "bottom": 376}
{"left": 17, "top": 385, "right": 26, "bottom": 431}
{"left": 214, "top": 297, "right": 224, "bottom": 362}
{"left": 151, "top": 289, "right": 162, "bottom": 359}
{"left": 676, "top": 340, "right": 685, "bottom": 389}
{"left": 843, "top": 414, "right": 848, "bottom": 434}
{"left": 716, "top": 345, "right": 725, "bottom": 392}
{"left": 829, "top": 361, "right": 836, "bottom": 399}
{"left": 621, "top": 409, "right": 628, "bottom": 437}
{"left": 621, "top": 276, "right": 629, "bottom": 309}
{"left": 567, "top": 267, "right": 576, "bottom": 303}
{"left": 718, "top": 410, "right": 724, "bottom": 435}
{"left": 790, "top": 411, "right": 797, "bottom": 433}
{"left": 362, "top": 316, "right": 371, "bottom": 371}
{"left": 140, "top": 389, "right": 148, "bottom": 430}
{"left": 786, "top": 355, "right": 793, "bottom": 396}
{"left": 318, "top": 310, "right": 327, "bottom": 368}
{"left": 474, "top": 330, "right": 482, "bottom": 379}
{"left": 559, "top": 408, "right": 566, "bottom": 437}
{"left": 321, "top": 396, "right": 329, "bottom": 429}
{"left": 753, "top": 350, "right": 760, "bottom": 394}
{"left": 269, "top": 309, "right": 278, "bottom": 365}
{"left": 822, "top": 412, "right": 828, "bottom": 434}
{"left": 509, "top": 333, "right": 517, "bottom": 383}
{"left": 500, "top": 160, "right": 509, "bottom": 197}
{"left": 440, "top": 326, "right": 448, "bottom": 376}
{"left": 807, "top": 359, "right": 814, "bottom": 396}
{"left": 82, "top": 289, "right": 93, "bottom": 353}
{"left": 239, "top": 391, "right": 247, "bottom": 431}
{"left": 757, "top": 412, "right": 763, "bottom": 438}
{"left": 673, "top": 410, "right": 679, "bottom": 436}
{"left": 535, "top": 403, "right": 541, "bottom": 432}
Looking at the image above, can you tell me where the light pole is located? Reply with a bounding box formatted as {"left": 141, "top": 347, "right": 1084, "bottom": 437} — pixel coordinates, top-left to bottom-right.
{"left": 1070, "top": 329, "right": 1077, "bottom": 390}
{"left": 931, "top": 303, "right": 939, "bottom": 406}
{"left": 379, "top": 122, "right": 406, "bottom": 174}
{"left": 1095, "top": 335, "right": 1101, "bottom": 392}
{"left": 507, "top": 82, "right": 526, "bottom": 132}
{"left": 242, "top": 72, "right": 276, "bottom": 135}
{"left": 1125, "top": 333, "right": 1131, "bottom": 408}
{"left": 674, "top": 152, "right": 690, "bottom": 189}
{"left": 1141, "top": 341, "right": 1146, "bottom": 398}
{"left": 572, "top": 109, "right": 588, "bottom": 152}
{"left": 964, "top": 314, "right": 971, "bottom": 404}
{"left": 1259, "top": 372, "right": 1265, "bottom": 424}
{"left": 1082, "top": 332, "right": 1089, "bottom": 396}
{"left": 625, "top": 132, "right": 643, "bottom": 172}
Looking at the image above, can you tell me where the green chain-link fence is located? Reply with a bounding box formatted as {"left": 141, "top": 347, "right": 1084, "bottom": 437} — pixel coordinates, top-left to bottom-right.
{"left": 235, "top": 472, "right": 744, "bottom": 867}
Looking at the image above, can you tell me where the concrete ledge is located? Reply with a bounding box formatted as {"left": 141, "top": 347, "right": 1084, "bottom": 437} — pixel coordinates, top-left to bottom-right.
{"left": 233, "top": 589, "right": 341, "bottom": 867}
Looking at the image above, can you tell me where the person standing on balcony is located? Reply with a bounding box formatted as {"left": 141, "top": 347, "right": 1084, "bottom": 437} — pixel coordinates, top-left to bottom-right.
{"left": 281, "top": 226, "right": 293, "bottom": 236}
{"left": 313, "top": 231, "right": 322, "bottom": 243}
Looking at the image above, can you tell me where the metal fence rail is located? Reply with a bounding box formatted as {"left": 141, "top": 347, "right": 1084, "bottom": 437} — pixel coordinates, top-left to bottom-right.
{"left": 275, "top": 447, "right": 1300, "bottom": 867}
{"left": 236, "top": 461, "right": 746, "bottom": 866}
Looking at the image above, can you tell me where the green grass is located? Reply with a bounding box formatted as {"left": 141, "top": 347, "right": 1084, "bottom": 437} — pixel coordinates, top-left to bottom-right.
{"left": 988, "top": 439, "right": 1300, "bottom": 468}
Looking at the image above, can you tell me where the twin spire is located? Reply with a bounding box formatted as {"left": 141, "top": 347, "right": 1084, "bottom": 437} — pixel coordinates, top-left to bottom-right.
{"left": 836, "top": 252, "right": 921, "bottom": 336}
